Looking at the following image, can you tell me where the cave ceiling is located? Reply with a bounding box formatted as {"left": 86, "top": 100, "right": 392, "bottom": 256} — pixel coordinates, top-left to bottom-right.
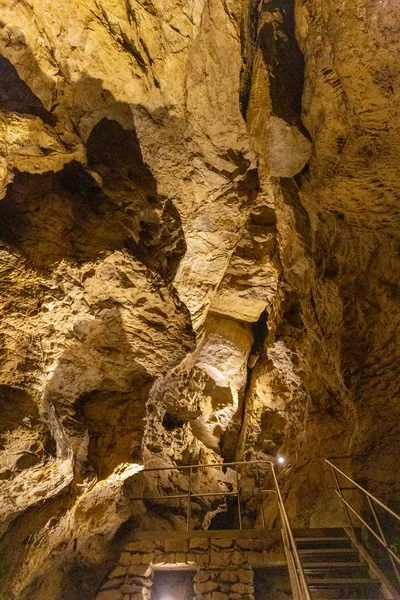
{"left": 0, "top": 0, "right": 399, "bottom": 598}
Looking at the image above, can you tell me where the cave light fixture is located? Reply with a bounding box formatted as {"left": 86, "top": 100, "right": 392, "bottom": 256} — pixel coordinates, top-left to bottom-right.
{"left": 277, "top": 456, "right": 285, "bottom": 464}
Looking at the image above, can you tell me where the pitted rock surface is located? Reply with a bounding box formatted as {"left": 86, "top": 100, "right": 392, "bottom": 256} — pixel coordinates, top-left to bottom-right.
{"left": 0, "top": 0, "right": 399, "bottom": 598}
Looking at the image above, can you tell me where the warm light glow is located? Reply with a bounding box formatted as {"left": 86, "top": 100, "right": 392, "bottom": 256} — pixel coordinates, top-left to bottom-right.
{"left": 109, "top": 462, "right": 144, "bottom": 481}
{"left": 277, "top": 456, "right": 285, "bottom": 464}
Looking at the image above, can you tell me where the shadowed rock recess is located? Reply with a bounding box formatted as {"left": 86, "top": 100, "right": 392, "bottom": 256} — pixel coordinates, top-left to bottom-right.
{"left": 0, "top": 0, "right": 399, "bottom": 598}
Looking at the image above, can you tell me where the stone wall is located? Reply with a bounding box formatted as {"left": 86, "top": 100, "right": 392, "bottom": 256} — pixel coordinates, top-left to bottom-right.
{"left": 95, "top": 532, "right": 284, "bottom": 600}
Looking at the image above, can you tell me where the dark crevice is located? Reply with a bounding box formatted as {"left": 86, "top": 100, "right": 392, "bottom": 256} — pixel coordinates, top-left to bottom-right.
{"left": 251, "top": 310, "right": 269, "bottom": 356}
{"left": 239, "top": 0, "right": 260, "bottom": 119}
{"left": 257, "top": 0, "right": 309, "bottom": 138}
{"left": 208, "top": 497, "right": 240, "bottom": 530}
{"left": 0, "top": 165, "right": 130, "bottom": 268}
{"left": 229, "top": 310, "right": 269, "bottom": 462}
{"left": 86, "top": 118, "right": 186, "bottom": 280}
{"left": 280, "top": 177, "right": 312, "bottom": 248}
{"left": 0, "top": 54, "right": 56, "bottom": 125}
{"left": 282, "top": 291, "right": 304, "bottom": 329}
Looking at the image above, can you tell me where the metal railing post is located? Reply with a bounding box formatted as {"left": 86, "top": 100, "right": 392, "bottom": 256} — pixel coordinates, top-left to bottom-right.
{"left": 330, "top": 463, "right": 356, "bottom": 541}
{"left": 236, "top": 466, "right": 242, "bottom": 530}
{"left": 326, "top": 458, "right": 400, "bottom": 588}
{"left": 281, "top": 520, "right": 302, "bottom": 600}
{"left": 326, "top": 460, "right": 400, "bottom": 521}
{"left": 186, "top": 466, "right": 192, "bottom": 531}
{"left": 269, "top": 463, "right": 312, "bottom": 600}
{"left": 256, "top": 462, "right": 266, "bottom": 529}
{"left": 367, "top": 496, "right": 400, "bottom": 585}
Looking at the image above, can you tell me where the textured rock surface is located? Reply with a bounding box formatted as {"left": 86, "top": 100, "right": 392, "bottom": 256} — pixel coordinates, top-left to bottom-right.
{"left": 249, "top": 0, "right": 400, "bottom": 527}
{"left": 0, "top": 0, "right": 399, "bottom": 597}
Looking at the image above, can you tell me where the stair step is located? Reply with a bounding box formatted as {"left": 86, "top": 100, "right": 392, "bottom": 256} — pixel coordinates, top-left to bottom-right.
{"left": 294, "top": 528, "right": 347, "bottom": 538}
{"left": 299, "top": 548, "right": 356, "bottom": 554}
{"left": 307, "top": 579, "right": 381, "bottom": 600}
{"left": 296, "top": 537, "right": 352, "bottom": 550}
{"left": 304, "top": 562, "right": 366, "bottom": 569}
{"left": 294, "top": 530, "right": 382, "bottom": 599}
{"left": 307, "top": 578, "right": 378, "bottom": 585}
{"left": 304, "top": 564, "right": 369, "bottom": 578}
{"left": 310, "top": 595, "right": 382, "bottom": 600}
{"left": 296, "top": 537, "right": 350, "bottom": 543}
{"left": 300, "top": 552, "right": 360, "bottom": 564}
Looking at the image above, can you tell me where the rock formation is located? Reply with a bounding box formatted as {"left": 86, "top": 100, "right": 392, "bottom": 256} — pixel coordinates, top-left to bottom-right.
{"left": 0, "top": 0, "right": 399, "bottom": 598}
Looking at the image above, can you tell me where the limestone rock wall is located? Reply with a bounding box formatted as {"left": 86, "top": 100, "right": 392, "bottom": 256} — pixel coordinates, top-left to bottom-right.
{"left": 0, "top": 0, "right": 257, "bottom": 596}
{"left": 239, "top": 0, "right": 400, "bottom": 527}
{"left": 0, "top": 0, "right": 399, "bottom": 597}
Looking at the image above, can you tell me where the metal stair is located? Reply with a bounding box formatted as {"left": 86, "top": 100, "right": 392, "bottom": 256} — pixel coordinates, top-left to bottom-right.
{"left": 295, "top": 529, "right": 383, "bottom": 599}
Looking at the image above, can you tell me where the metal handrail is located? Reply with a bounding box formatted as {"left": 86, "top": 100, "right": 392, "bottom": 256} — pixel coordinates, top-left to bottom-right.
{"left": 326, "top": 458, "right": 400, "bottom": 586}
{"left": 132, "top": 459, "right": 311, "bottom": 600}
{"left": 132, "top": 459, "right": 264, "bottom": 530}
{"left": 269, "top": 464, "right": 312, "bottom": 600}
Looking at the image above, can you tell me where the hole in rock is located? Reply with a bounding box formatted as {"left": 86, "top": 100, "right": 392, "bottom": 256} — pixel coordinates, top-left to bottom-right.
{"left": 15, "top": 453, "right": 41, "bottom": 470}
{"left": 208, "top": 496, "right": 240, "bottom": 530}
{"left": 0, "top": 166, "right": 130, "bottom": 268}
{"left": 250, "top": 204, "right": 277, "bottom": 228}
{"left": 162, "top": 412, "right": 185, "bottom": 431}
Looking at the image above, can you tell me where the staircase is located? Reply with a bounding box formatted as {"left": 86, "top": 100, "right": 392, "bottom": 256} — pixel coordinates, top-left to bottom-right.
{"left": 295, "top": 528, "right": 384, "bottom": 599}
{"left": 131, "top": 459, "right": 400, "bottom": 600}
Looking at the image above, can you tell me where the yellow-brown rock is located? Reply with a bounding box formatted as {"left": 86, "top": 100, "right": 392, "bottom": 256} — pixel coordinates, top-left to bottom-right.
{"left": 0, "top": 0, "right": 399, "bottom": 597}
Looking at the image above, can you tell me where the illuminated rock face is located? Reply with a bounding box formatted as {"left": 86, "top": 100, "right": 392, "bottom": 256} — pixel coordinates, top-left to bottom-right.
{"left": 0, "top": 0, "right": 399, "bottom": 598}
